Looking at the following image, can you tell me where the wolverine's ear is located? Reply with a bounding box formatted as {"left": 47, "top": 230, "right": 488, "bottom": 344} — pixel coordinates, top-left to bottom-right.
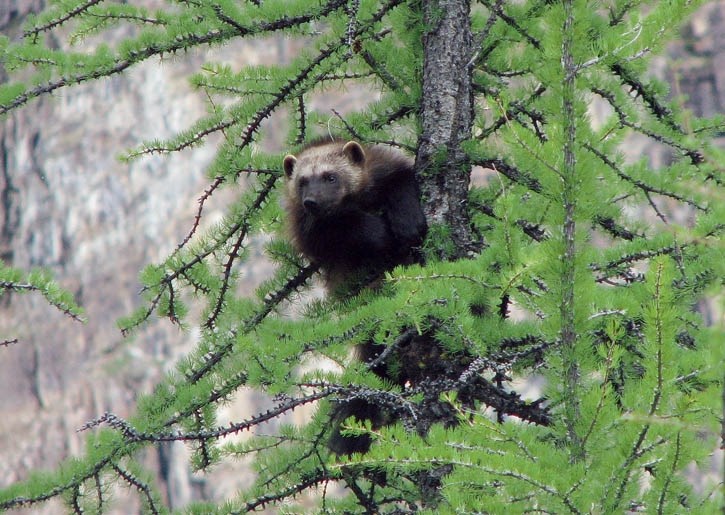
{"left": 283, "top": 155, "right": 297, "bottom": 178}
{"left": 342, "top": 141, "right": 366, "bottom": 166}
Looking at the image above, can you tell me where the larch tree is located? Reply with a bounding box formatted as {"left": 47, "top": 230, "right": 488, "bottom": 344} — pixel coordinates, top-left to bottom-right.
{"left": 0, "top": 0, "right": 723, "bottom": 513}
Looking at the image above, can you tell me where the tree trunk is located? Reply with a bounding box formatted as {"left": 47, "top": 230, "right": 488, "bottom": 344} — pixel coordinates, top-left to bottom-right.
{"left": 412, "top": 0, "right": 475, "bottom": 506}
{"left": 416, "top": 0, "right": 476, "bottom": 260}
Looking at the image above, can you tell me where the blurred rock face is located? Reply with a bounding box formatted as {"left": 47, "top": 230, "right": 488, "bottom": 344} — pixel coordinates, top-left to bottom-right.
{"left": 0, "top": 26, "right": 206, "bottom": 511}
{"left": 0, "top": 2, "right": 284, "bottom": 507}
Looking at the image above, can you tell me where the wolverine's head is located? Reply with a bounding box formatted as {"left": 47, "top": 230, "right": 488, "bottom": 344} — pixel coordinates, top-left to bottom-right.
{"left": 283, "top": 140, "right": 368, "bottom": 217}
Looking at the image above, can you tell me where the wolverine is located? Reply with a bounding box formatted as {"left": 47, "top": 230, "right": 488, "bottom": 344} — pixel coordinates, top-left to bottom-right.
{"left": 283, "top": 137, "right": 428, "bottom": 454}
{"left": 283, "top": 137, "right": 427, "bottom": 291}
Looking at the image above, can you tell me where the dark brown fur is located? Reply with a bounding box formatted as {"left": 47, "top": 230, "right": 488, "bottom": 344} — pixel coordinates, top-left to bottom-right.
{"left": 283, "top": 138, "right": 427, "bottom": 292}
{"left": 283, "top": 138, "right": 428, "bottom": 454}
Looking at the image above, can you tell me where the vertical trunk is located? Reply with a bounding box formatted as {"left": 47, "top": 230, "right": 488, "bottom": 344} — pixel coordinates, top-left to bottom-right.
{"left": 413, "top": 0, "right": 475, "bottom": 506}
{"left": 561, "top": 0, "right": 584, "bottom": 461}
{"left": 416, "top": 0, "right": 476, "bottom": 259}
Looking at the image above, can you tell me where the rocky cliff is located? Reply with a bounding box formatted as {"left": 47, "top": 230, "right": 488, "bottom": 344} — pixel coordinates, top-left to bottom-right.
{"left": 0, "top": 1, "right": 290, "bottom": 509}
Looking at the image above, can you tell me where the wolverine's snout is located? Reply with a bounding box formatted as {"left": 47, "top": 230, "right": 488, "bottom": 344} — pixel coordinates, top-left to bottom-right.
{"left": 302, "top": 198, "right": 320, "bottom": 214}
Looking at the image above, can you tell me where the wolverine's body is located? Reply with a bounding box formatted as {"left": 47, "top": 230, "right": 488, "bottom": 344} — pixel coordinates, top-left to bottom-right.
{"left": 283, "top": 138, "right": 427, "bottom": 290}
{"left": 283, "top": 138, "right": 428, "bottom": 454}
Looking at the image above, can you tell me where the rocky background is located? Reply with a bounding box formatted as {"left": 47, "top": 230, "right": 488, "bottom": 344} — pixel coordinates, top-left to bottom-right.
{"left": 0, "top": 1, "right": 292, "bottom": 510}
{"left": 1, "top": 1, "right": 723, "bottom": 512}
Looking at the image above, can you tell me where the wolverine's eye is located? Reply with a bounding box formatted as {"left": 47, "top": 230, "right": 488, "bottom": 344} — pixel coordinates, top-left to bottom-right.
{"left": 323, "top": 173, "right": 337, "bottom": 183}
{"left": 298, "top": 177, "right": 309, "bottom": 188}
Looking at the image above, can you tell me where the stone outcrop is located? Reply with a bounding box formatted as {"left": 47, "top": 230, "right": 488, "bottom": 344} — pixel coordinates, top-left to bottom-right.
{"left": 0, "top": 2, "right": 285, "bottom": 508}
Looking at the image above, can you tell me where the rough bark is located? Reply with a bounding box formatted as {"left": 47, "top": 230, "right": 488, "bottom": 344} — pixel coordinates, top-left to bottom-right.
{"left": 412, "top": 0, "right": 476, "bottom": 506}
{"left": 415, "top": 0, "right": 476, "bottom": 259}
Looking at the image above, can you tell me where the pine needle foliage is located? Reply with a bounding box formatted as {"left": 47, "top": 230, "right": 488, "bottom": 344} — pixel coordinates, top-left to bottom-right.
{"left": 1, "top": 0, "right": 723, "bottom": 513}
{"left": 1, "top": 262, "right": 86, "bottom": 345}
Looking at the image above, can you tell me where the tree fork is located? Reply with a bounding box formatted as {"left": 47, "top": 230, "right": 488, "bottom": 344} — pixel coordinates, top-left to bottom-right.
{"left": 416, "top": 0, "right": 476, "bottom": 260}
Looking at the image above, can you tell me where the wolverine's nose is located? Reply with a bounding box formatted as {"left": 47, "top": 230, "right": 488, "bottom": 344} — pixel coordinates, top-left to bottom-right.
{"left": 303, "top": 198, "right": 319, "bottom": 213}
